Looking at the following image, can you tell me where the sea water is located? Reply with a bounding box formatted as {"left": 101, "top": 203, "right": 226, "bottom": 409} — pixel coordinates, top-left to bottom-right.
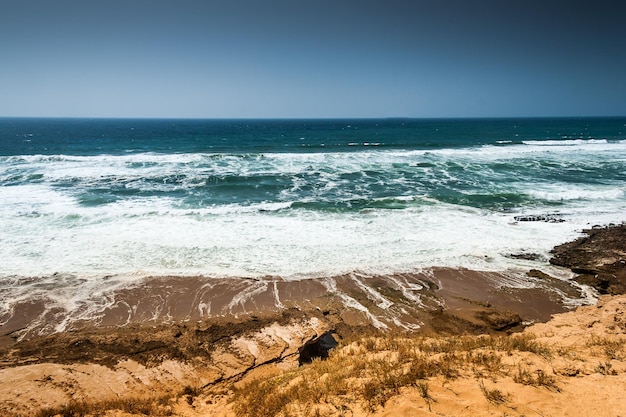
{"left": 1, "top": 117, "right": 625, "bottom": 284}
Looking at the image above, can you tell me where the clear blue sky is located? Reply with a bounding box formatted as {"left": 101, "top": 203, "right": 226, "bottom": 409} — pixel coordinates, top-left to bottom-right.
{"left": 1, "top": 0, "right": 625, "bottom": 118}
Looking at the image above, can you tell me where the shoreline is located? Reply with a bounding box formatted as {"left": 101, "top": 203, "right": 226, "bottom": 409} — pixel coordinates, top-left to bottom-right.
{"left": 1, "top": 265, "right": 588, "bottom": 346}
{"left": 1, "top": 224, "right": 625, "bottom": 415}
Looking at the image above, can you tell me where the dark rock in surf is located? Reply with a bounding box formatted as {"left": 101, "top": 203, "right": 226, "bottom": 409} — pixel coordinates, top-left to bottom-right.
{"left": 514, "top": 214, "right": 564, "bottom": 223}
{"left": 508, "top": 253, "right": 545, "bottom": 261}
{"left": 527, "top": 269, "right": 555, "bottom": 280}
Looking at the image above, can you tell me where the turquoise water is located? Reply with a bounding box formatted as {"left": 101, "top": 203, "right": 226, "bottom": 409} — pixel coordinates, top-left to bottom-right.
{"left": 1, "top": 117, "right": 625, "bottom": 279}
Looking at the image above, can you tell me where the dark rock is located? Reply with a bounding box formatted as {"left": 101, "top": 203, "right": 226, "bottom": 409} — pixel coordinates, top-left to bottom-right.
{"left": 573, "top": 274, "right": 612, "bottom": 295}
{"left": 509, "top": 253, "right": 545, "bottom": 261}
{"left": 299, "top": 332, "right": 338, "bottom": 365}
{"left": 550, "top": 224, "right": 626, "bottom": 295}
{"left": 474, "top": 309, "right": 523, "bottom": 331}
{"left": 514, "top": 214, "right": 564, "bottom": 223}
{"left": 527, "top": 269, "right": 555, "bottom": 280}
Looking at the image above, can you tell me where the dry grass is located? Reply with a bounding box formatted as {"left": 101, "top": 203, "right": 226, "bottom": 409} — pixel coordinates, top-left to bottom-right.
{"left": 595, "top": 361, "right": 618, "bottom": 375}
{"left": 33, "top": 395, "right": 175, "bottom": 417}
{"left": 479, "top": 380, "right": 509, "bottom": 405}
{"left": 233, "top": 331, "right": 555, "bottom": 416}
{"left": 31, "top": 385, "right": 205, "bottom": 417}
{"left": 416, "top": 381, "right": 435, "bottom": 411}
{"left": 512, "top": 364, "right": 560, "bottom": 392}
{"left": 587, "top": 335, "right": 626, "bottom": 360}
{"left": 29, "top": 331, "right": 580, "bottom": 416}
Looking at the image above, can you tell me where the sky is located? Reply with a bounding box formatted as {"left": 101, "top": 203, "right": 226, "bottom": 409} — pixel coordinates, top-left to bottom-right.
{"left": 1, "top": 0, "right": 625, "bottom": 118}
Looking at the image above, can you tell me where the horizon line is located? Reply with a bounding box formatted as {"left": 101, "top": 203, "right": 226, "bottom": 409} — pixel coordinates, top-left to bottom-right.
{"left": 2, "top": 115, "right": 625, "bottom": 121}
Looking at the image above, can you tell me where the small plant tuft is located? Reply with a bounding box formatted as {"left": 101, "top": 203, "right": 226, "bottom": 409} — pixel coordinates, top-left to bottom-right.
{"left": 513, "top": 365, "right": 560, "bottom": 392}
{"left": 417, "top": 380, "right": 436, "bottom": 411}
{"left": 595, "top": 361, "right": 618, "bottom": 375}
{"left": 479, "top": 380, "right": 509, "bottom": 404}
{"left": 588, "top": 336, "right": 626, "bottom": 360}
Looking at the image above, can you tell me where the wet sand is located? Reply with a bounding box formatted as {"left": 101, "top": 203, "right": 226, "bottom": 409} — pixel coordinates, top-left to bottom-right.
{"left": 1, "top": 266, "right": 588, "bottom": 347}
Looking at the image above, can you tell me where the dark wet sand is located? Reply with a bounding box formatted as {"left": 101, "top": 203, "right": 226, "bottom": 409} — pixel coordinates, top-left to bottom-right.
{"left": 0, "top": 266, "right": 587, "bottom": 348}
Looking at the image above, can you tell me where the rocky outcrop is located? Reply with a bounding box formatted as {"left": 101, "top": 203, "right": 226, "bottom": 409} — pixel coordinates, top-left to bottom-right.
{"left": 550, "top": 224, "right": 626, "bottom": 295}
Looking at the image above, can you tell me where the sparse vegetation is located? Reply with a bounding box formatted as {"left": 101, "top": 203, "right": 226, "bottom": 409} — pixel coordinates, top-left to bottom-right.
{"left": 513, "top": 364, "right": 560, "bottom": 392}
{"left": 34, "top": 396, "right": 174, "bottom": 417}
{"left": 25, "top": 321, "right": 626, "bottom": 417}
{"left": 232, "top": 331, "right": 556, "bottom": 416}
{"left": 416, "top": 381, "right": 436, "bottom": 411}
{"left": 180, "top": 385, "right": 203, "bottom": 405}
{"left": 587, "top": 335, "right": 626, "bottom": 360}
{"left": 479, "top": 380, "right": 509, "bottom": 405}
{"left": 595, "top": 361, "right": 618, "bottom": 375}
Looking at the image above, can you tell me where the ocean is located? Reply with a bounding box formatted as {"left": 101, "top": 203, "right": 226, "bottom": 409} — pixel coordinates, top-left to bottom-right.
{"left": 1, "top": 117, "right": 625, "bottom": 285}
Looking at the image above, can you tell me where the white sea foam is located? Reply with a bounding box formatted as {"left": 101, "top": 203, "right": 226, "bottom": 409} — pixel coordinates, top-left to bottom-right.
{"left": 527, "top": 187, "right": 624, "bottom": 202}
{"left": 1, "top": 194, "right": 620, "bottom": 282}
{"left": 3, "top": 139, "right": 625, "bottom": 189}
{"left": 1, "top": 141, "right": 625, "bottom": 284}
{"left": 522, "top": 139, "right": 609, "bottom": 146}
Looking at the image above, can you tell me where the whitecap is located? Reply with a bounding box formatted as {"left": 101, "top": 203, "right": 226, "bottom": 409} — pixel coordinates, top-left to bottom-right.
{"left": 522, "top": 139, "right": 609, "bottom": 146}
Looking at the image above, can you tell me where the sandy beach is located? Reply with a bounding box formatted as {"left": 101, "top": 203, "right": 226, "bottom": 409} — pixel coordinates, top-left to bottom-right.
{"left": 1, "top": 224, "right": 625, "bottom": 416}
{"left": 2, "top": 266, "right": 586, "bottom": 345}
